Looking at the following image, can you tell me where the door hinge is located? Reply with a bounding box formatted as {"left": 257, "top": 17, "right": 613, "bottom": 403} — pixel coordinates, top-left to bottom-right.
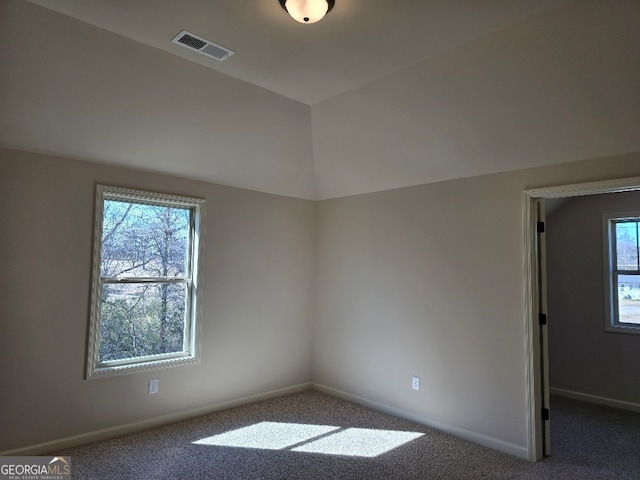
{"left": 537, "top": 221, "right": 545, "bottom": 233}
{"left": 539, "top": 313, "right": 547, "bottom": 326}
{"left": 541, "top": 408, "right": 550, "bottom": 421}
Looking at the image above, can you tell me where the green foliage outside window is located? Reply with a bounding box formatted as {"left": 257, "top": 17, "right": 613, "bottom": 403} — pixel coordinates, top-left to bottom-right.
{"left": 86, "top": 185, "right": 204, "bottom": 379}
{"left": 99, "top": 200, "right": 191, "bottom": 362}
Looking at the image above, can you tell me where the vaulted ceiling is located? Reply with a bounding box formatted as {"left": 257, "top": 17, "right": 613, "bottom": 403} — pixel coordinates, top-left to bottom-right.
{"left": 2, "top": 0, "right": 639, "bottom": 199}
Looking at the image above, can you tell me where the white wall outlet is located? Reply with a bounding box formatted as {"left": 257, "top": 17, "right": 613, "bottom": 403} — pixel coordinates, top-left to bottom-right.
{"left": 412, "top": 375, "right": 420, "bottom": 391}
{"left": 149, "top": 378, "right": 159, "bottom": 395}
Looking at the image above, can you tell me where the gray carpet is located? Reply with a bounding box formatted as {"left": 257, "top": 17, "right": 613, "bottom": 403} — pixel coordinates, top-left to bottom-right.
{"left": 55, "top": 390, "right": 640, "bottom": 479}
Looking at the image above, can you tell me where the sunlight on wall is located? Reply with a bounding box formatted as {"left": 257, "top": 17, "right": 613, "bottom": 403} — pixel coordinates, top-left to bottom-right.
{"left": 192, "top": 421, "right": 424, "bottom": 458}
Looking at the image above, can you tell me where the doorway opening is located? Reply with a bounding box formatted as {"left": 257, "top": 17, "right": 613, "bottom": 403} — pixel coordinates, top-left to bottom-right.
{"left": 523, "top": 176, "right": 640, "bottom": 461}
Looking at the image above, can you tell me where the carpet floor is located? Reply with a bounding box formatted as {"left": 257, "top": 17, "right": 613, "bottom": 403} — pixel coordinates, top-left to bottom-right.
{"left": 56, "top": 390, "right": 640, "bottom": 479}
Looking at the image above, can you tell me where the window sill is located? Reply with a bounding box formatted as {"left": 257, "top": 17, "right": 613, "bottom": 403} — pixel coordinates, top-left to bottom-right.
{"left": 86, "top": 354, "right": 199, "bottom": 380}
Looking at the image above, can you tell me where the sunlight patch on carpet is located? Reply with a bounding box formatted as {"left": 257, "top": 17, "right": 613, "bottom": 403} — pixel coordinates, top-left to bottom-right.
{"left": 193, "top": 422, "right": 339, "bottom": 450}
{"left": 293, "top": 427, "right": 424, "bottom": 457}
{"left": 193, "top": 422, "right": 424, "bottom": 457}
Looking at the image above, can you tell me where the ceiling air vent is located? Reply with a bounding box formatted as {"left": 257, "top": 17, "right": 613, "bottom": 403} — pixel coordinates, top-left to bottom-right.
{"left": 171, "top": 30, "right": 235, "bottom": 62}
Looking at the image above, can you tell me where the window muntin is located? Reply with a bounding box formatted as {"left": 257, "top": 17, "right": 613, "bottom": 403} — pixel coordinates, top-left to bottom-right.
{"left": 603, "top": 213, "right": 640, "bottom": 333}
{"left": 87, "top": 185, "right": 205, "bottom": 379}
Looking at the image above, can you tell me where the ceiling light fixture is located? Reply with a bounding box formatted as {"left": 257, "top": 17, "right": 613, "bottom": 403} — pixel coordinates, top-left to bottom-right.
{"left": 279, "top": 0, "right": 335, "bottom": 24}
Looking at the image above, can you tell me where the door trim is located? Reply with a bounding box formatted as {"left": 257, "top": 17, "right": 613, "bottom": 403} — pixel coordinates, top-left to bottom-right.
{"left": 523, "top": 176, "right": 640, "bottom": 461}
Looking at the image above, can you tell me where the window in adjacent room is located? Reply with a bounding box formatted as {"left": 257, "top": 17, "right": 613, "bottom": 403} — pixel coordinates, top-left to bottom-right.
{"left": 87, "top": 185, "right": 205, "bottom": 379}
{"left": 603, "top": 212, "right": 640, "bottom": 333}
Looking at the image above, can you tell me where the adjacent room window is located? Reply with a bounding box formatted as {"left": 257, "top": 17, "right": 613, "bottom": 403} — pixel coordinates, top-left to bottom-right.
{"left": 603, "top": 212, "right": 640, "bottom": 334}
{"left": 87, "top": 185, "right": 205, "bottom": 379}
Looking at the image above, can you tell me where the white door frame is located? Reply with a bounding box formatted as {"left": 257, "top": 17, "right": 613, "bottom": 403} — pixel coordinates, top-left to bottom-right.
{"left": 523, "top": 176, "right": 640, "bottom": 461}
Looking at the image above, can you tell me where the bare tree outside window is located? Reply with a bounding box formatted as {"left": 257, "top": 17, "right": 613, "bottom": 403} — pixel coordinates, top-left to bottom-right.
{"left": 616, "top": 221, "right": 640, "bottom": 271}
{"left": 100, "top": 200, "right": 190, "bottom": 361}
{"left": 87, "top": 186, "right": 204, "bottom": 379}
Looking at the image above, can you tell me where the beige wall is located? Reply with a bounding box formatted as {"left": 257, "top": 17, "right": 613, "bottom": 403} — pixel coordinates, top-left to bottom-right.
{"left": 314, "top": 152, "right": 640, "bottom": 453}
{"left": 2, "top": 146, "right": 640, "bottom": 456}
{"left": 310, "top": 0, "right": 640, "bottom": 200}
{"left": 0, "top": 148, "right": 316, "bottom": 452}
{"left": 546, "top": 191, "right": 640, "bottom": 404}
{"left": 0, "top": 0, "right": 315, "bottom": 200}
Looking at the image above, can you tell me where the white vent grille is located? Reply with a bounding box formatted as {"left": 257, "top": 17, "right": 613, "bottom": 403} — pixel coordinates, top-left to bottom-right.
{"left": 172, "top": 30, "right": 235, "bottom": 62}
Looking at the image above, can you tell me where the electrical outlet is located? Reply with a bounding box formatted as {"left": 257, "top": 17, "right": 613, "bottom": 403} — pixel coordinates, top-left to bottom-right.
{"left": 412, "top": 376, "right": 420, "bottom": 391}
{"left": 149, "top": 378, "right": 159, "bottom": 395}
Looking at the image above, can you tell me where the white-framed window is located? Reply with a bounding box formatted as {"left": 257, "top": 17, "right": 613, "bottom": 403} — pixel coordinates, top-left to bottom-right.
{"left": 603, "top": 212, "right": 640, "bottom": 334}
{"left": 86, "top": 185, "right": 205, "bottom": 379}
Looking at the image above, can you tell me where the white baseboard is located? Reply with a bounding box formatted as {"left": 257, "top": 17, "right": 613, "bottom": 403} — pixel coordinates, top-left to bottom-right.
{"left": 312, "top": 383, "right": 529, "bottom": 461}
{"left": 0, "top": 382, "right": 312, "bottom": 456}
{"left": 4, "top": 381, "right": 533, "bottom": 460}
{"left": 550, "top": 387, "right": 640, "bottom": 413}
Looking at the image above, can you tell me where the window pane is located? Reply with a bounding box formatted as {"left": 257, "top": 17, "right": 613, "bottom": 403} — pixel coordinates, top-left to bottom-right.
{"left": 615, "top": 221, "right": 639, "bottom": 270}
{"left": 616, "top": 275, "right": 640, "bottom": 325}
{"left": 100, "top": 282, "right": 187, "bottom": 362}
{"left": 101, "top": 200, "right": 191, "bottom": 278}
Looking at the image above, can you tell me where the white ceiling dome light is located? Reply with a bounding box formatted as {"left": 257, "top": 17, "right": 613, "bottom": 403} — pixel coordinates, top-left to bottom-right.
{"left": 279, "top": 0, "right": 335, "bottom": 24}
